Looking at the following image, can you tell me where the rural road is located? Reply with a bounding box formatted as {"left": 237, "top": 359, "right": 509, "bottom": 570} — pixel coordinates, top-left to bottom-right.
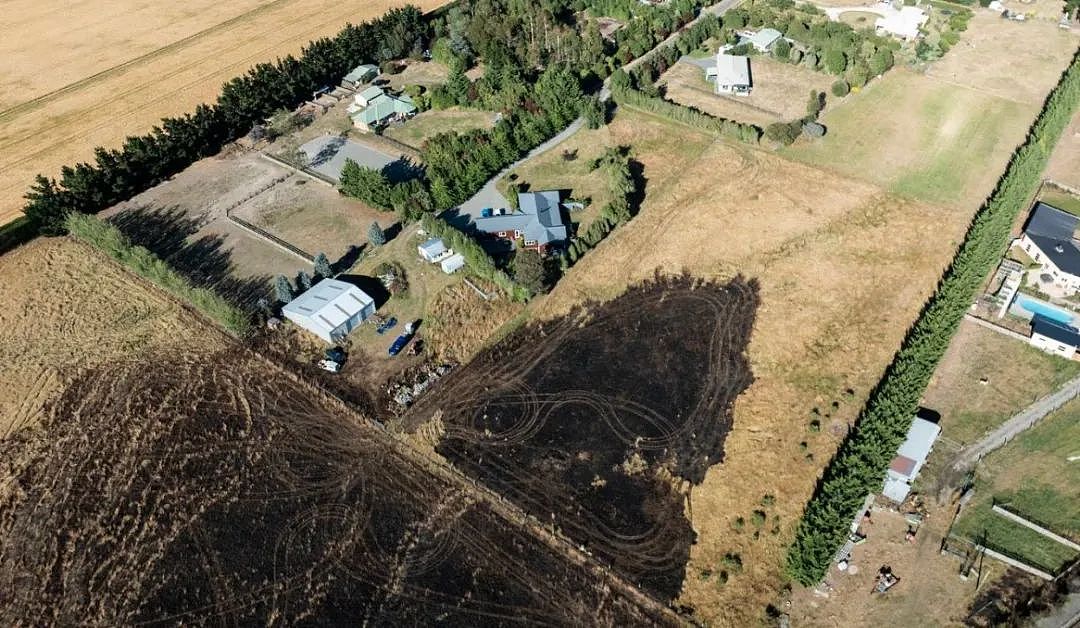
{"left": 450, "top": 0, "right": 744, "bottom": 225}
{"left": 952, "top": 369, "right": 1080, "bottom": 471}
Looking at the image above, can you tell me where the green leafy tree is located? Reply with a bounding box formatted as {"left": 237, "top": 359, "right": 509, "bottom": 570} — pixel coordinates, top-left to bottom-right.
{"left": 339, "top": 159, "right": 392, "bottom": 210}
{"left": 275, "top": 275, "right": 294, "bottom": 303}
{"left": 313, "top": 252, "right": 332, "bottom": 279}
{"left": 23, "top": 175, "right": 69, "bottom": 235}
{"left": 806, "top": 90, "right": 824, "bottom": 119}
{"left": 511, "top": 249, "right": 548, "bottom": 295}
{"left": 774, "top": 38, "right": 792, "bottom": 61}
{"left": 765, "top": 121, "right": 802, "bottom": 146}
{"left": 581, "top": 96, "right": 607, "bottom": 129}
{"left": 868, "top": 48, "right": 894, "bottom": 76}
{"left": 368, "top": 221, "right": 386, "bottom": 246}
{"left": 823, "top": 49, "right": 847, "bottom": 74}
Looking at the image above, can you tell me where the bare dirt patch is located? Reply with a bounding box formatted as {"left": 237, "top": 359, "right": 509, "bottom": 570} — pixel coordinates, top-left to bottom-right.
{"left": 407, "top": 274, "right": 760, "bottom": 601}
{"left": 661, "top": 58, "right": 834, "bottom": 126}
{"left": 0, "top": 0, "right": 448, "bottom": 225}
{"left": 529, "top": 106, "right": 979, "bottom": 625}
{"left": 0, "top": 237, "right": 227, "bottom": 437}
{"left": 0, "top": 351, "right": 677, "bottom": 626}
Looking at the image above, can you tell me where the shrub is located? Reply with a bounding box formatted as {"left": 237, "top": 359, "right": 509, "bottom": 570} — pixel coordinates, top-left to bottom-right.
{"left": 721, "top": 552, "right": 743, "bottom": 572}
{"left": 751, "top": 510, "right": 767, "bottom": 528}
{"left": 761, "top": 494, "right": 776, "bottom": 507}
{"left": 764, "top": 121, "right": 801, "bottom": 146}
{"left": 368, "top": 221, "right": 386, "bottom": 247}
{"left": 831, "top": 80, "right": 850, "bottom": 97}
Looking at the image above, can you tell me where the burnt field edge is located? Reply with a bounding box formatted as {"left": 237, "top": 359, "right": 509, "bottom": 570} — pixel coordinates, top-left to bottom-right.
{"left": 407, "top": 271, "right": 761, "bottom": 601}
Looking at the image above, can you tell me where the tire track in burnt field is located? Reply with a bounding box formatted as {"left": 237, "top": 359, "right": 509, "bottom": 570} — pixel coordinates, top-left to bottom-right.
{"left": 0, "top": 350, "right": 676, "bottom": 626}
{"left": 408, "top": 273, "right": 761, "bottom": 602}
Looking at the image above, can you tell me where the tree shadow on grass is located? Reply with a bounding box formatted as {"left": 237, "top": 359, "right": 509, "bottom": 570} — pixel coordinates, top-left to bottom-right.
{"left": 109, "top": 205, "right": 271, "bottom": 311}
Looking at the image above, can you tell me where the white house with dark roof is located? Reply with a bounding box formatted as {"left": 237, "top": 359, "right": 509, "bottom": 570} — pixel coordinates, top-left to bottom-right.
{"left": 882, "top": 416, "right": 941, "bottom": 503}
{"left": 1029, "top": 313, "right": 1080, "bottom": 359}
{"left": 282, "top": 279, "right": 376, "bottom": 343}
{"left": 1018, "top": 202, "right": 1080, "bottom": 296}
{"left": 474, "top": 191, "right": 569, "bottom": 253}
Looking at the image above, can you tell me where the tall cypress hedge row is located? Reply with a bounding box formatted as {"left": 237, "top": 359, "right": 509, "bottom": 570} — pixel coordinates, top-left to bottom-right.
{"left": 785, "top": 49, "right": 1080, "bottom": 586}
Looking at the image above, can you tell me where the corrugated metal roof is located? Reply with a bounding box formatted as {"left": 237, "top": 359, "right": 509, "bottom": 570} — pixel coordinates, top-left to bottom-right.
{"left": 356, "top": 86, "right": 385, "bottom": 103}
{"left": 894, "top": 417, "right": 940, "bottom": 478}
{"left": 282, "top": 279, "right": 374, "bottom": 334}
{"left": 474, "top": 191, "right": 568, "bottom": 245}
{"left": 343, "top": 64, "right": 378, "bottom": 84}
{"left": 353, "top": 93, "right": 416, "bottom": 125}
{"left": 715, "top": 53, "right": 750, "bottom": 86}
{"left": 419, "top": 238, "right": 446, "bottom": 257}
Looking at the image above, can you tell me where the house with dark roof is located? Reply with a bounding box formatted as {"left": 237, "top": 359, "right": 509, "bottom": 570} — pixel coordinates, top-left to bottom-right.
{"left": 474, "top": 191, "right": 569, "bottom": 253}
{"left": 1029, "top": 313, "right": 1080, "bottom": 359}
{"left": 882, "top": 416, "right": 941, "bottom": 503}
{"left": 1018, "top": 202, "right": 1080, "bottom": 295}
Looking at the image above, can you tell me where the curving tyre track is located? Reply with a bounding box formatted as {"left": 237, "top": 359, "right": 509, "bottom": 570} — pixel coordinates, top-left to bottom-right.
{"left": 0, "top": 351, "right": 676, "bottom": 626}
{"left": 407, "top": 274, "right": 760, "bottom": 601}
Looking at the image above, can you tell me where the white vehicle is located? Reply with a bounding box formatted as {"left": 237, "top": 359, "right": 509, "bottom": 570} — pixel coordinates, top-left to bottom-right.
{"left": 317, "top": 359, "right": 341, "bottom": 373}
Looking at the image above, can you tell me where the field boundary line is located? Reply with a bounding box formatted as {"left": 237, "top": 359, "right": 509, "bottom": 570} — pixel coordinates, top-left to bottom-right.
{"left": 80, "top": 239, "right": 684, "bottom": 623}
{"left": 245, "top": 345, "right": 689, "bottom": 626}
{"left": 963, "top": 313, "right": 1030, "bottom": 342}
{"left": 0, "top": 0, "right": 300, "bottom": 123}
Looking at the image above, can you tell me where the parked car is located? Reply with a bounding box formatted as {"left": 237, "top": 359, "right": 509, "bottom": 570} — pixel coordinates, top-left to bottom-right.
{"left": 388, "top": 333, "right": 412, "bottom": 356}
{"left": 325, "top": 347, "right": 347, "bottom": 363}
{"left": 376, "top": 317, "right": 397, "bottom": 335}
{"left": 480, "top": 207, "right": 493, "bottom": 218}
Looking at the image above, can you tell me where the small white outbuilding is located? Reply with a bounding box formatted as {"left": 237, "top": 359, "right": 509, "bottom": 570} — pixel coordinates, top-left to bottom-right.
{"left": 282, "top": 278, "right": 376, "bottom": 343}
{"left": 440, "top": 253, "right": 465, "bottom": 274}
{"left": 882, "top": 417, "right": 941, "bottom": 503}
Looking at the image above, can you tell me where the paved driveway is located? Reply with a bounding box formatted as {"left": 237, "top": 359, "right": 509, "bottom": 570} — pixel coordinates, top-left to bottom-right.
{"left": 299, "top": 135, "right": 402, "bottom": 183}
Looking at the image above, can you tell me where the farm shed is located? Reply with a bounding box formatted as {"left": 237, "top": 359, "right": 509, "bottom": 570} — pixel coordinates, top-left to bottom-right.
{"left": 351, "top": 93, "right": 417, "bottom": 132}
{"left": 282, "top": 279, "right": 376, "bottom": 343}
{"left": 440, "top": 253, "right": 465, "bottom": 274}
{"left": 1029, "top": 313, "right": 1080, "bottom": 359}
{"left": 342, "top": 64, "right": 378, "bottom": 88}
{"left": 418, "top": 237, "right": 448, "bottom": 262}
{"left": 882, "top": 417, "right": 941, "bottom": 502}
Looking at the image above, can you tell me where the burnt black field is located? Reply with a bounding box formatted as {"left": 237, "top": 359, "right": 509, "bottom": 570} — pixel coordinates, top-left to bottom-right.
{"left": 410, "top": 274, "right": 760, "bottom": 600}
{"left": 0, "top": 355, "right": 674, "bottom": 626}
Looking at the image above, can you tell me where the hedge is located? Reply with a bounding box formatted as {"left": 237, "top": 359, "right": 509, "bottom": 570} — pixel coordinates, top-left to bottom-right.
{"left": 65, "top": 214, "right": 253, "bottom": 337}
{"left": 613, "top": 88, "right": 762, "bottom": 143}
{"left": 420, "top": 215, "right": 530, "bottom": 301}
{"left": 785, "top": 48, "right": 1080, "bottom": 586}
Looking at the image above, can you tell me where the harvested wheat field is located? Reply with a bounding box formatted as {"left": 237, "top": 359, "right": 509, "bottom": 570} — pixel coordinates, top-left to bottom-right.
{"left": 0, "top": 237, "right": 228, "bottom": 437}
{"left": 0, "top": 0, "right": 447, "bottom": 226}
{"left": 525, "top": 106, "right": 982, "bottom": 624}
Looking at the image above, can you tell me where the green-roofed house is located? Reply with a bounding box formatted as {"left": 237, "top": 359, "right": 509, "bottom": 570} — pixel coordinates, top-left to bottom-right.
{"left": 351, "top": 93, "right": 418, "bottom": 132}
{"left": 342, "top": 64, "right": 379, "bottom": 89}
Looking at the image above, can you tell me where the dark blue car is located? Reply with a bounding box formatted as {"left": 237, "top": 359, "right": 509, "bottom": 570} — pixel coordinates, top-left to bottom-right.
{"left": 388, "top": 333, "right": 412, "bottom": 356}
{"left": 376, "top": 317, "right": 397, "bottom": 335}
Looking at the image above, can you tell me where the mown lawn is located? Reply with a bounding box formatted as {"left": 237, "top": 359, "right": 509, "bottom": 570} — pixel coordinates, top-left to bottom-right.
{"left": 782, "top": 69, "right": 1035, "bottom": 208}
{"left": 951, "top": 399, "right": 1080, "bottom": 573}
{"left": 1039, "top": 187, "right": 1080, "bottom": 216}
{"left": 383, "top": 107, "right": 497, "bottom": 149}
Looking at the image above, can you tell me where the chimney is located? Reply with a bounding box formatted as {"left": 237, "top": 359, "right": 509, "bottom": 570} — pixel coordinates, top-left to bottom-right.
{"left": 1056, "top": 244, "right": 1065, "bottom": 253}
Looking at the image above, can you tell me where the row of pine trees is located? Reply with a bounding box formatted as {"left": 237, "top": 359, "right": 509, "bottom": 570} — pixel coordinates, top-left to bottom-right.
{"left": 785, "top": 49, "right": 1080, "bottom": 586}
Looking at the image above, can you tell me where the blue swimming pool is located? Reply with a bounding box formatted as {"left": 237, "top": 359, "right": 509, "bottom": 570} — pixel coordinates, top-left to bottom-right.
{"left": 1016, "top": 296, "right": 1075, "bottom": 325}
